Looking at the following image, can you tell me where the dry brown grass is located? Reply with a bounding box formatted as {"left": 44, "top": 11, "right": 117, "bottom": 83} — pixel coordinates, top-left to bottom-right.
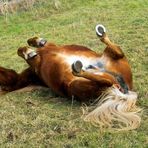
{"left": 0, "top": 0, "right": 35, "bottom": 15}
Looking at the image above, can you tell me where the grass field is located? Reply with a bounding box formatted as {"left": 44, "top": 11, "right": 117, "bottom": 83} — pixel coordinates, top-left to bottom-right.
{"left": 0, "top": 0, "right": 148, "bottom": 147}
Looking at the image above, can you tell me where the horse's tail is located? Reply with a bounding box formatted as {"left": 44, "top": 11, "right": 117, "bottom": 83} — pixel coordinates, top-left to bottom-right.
{"left": 83, "top": 86, "right": 142, "bottom": 131}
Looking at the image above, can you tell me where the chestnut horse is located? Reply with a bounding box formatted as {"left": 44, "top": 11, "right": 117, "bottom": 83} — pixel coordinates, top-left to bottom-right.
{"left": 0, "top": 25, "right": 141, "bottom": 130}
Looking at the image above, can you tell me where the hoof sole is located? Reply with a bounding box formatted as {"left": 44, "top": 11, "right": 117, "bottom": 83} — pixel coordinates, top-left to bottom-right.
{"left": 39, "top": 39, "right": 47, "bottom": 47}
{"left": 95, "top": 24, "right": 106, "bottom": 37}
{"left": 72, "top": 60, "right": 83, "bottom": 73}
{"left": 28, "top": 51, "right": 38, "bottom": 59}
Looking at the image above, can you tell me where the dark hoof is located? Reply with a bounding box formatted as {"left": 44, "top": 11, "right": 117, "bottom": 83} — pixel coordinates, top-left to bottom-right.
{"left": 72, "top": 60, "right": 83, "bottom": 73}
{"left": 28, "top": 51, "right": 38, "bottom": 59}
{"left": 39, "top": 39, "right": 47, "bottom": 47}
{"left": 95, "top": 24, "right": 106, "bottom": 37}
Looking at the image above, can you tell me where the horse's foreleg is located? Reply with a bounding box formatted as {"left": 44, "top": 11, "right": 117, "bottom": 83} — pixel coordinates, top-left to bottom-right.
{"left": 96, "top": 25, "right": 124, "bottom": 59}
{"left": 27, "top": 37, "right": 57, "bottom": 48}
{"left": 27, "top": 37, "right": 47, "bottom": 48}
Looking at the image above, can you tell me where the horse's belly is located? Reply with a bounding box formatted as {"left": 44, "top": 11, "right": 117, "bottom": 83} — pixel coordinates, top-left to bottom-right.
{"left": 39, "top": 53, "right": 106, "bottom": 96}
{"left": 63, "top": 54, "right": 101, "bottom": 70}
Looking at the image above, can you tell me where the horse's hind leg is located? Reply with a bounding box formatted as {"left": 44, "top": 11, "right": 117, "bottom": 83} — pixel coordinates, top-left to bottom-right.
{"left": 69, "top": 61, "right": 117, "bottom": 101}
{"left": 0, "top": 66, "right": 18, "bottom": 87}
{"left": 96, "top": 24, "right": 124, "bottom": 59}
{"left": 68, "top": 79, "right": 103, "bottom": 102}
{"left": 72, "top": 61, "right": 118, "bottom": 87}
{"left": 0, "top": 66, "right": 46, "bottom": 93}
{"left": 15, "top": 67, "right": 45, "bottom": 89}
{"left": 0, "top": 66, "right": 20, "bottom": 92}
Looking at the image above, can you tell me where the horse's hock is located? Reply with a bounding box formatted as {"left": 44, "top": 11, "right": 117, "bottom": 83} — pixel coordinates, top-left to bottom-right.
{"left": 0, "top": 0, "right": 35, "bottom": 15}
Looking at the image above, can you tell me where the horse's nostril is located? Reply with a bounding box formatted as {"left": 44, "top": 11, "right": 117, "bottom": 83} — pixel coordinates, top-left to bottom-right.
{"left": 95, "top": 24, "right": 106, "bottom": 37}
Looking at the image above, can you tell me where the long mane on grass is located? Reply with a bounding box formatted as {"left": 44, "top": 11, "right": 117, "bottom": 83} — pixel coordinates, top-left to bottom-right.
{"left": 82, "top": 86, "right": 142, "bottom": 131}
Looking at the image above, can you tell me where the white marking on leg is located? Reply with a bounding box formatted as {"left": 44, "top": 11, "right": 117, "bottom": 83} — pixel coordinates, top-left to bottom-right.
{"left": 23, "top": 48, "right": 35, "bottom": 60}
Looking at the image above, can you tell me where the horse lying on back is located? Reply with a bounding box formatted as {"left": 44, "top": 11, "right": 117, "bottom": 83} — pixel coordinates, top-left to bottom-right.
{"left": 0, "top": 25, "right": 141, "bottom": 130}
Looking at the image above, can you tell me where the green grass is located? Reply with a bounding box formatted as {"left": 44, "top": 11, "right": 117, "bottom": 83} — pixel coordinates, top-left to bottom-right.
{"left": 0, "top": 0, "right": 148, "bottom": 147}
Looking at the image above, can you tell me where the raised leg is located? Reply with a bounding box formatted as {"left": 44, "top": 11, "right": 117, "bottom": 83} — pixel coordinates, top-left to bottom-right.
{"left": 27, "top": 37, "right": 57, "bottom": 48}
{"left": 96, "top": 24, "right": 124, "bottom": 59}
{"left": 27, "top": 37, "right": 47, "bottom": 48}
{"left": 72, "top": 61, "right": 118, "bottom": 87}
{"left": 17, "top": 46, "right": 41, "bottom": 76}
{"left": 17, "top": 46, "right": 38, "bottom": 60}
